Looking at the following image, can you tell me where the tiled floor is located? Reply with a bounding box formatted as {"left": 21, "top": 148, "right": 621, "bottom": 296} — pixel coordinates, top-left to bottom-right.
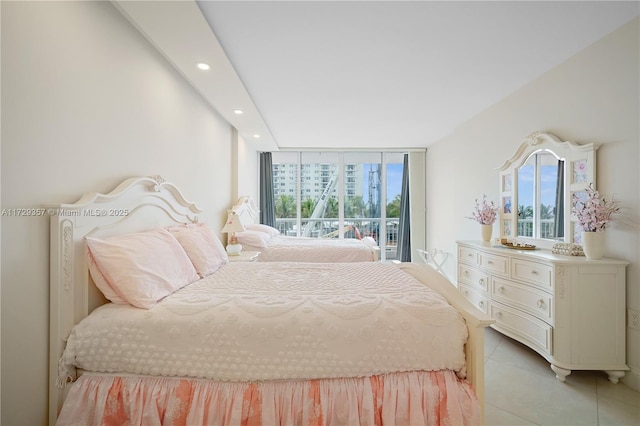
{"left": 484, "top": 327, "right": 640, "bottom": 426}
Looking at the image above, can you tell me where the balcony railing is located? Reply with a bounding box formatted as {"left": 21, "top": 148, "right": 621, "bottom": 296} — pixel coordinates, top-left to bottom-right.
{"left": 517, "top": 218, "right": 558, "bottom": 239}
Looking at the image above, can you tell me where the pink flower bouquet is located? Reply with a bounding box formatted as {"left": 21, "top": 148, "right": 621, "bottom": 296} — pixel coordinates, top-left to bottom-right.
{"left": 572, "top": 184, "right": 619, "bottom": 232}
{"left": 467, "top": 195, "right": 499, "bottom": 225}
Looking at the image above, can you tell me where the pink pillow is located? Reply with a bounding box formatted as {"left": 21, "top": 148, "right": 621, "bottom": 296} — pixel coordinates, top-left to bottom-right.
{"left": 86, "top": 248, "right": 127, "bottom": 304}
{"left": 168, "top": 223, "right": 228, "bottom": 277}
{"left": 86, "top": 228, "right": 200, "bottom": 309}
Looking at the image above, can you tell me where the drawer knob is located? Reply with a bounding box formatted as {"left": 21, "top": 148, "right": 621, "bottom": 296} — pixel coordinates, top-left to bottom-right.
{"left": 468, "top": 253, "right": 473, "bottom": 257}
{"left": 498, "top": 286, "right": 505, "bottom": 293}
{"left": 464, "top": 290, "right": 469, "bottom": 296}
{"left": 478, "top": 301, "right": 484, "bottom": 308}
{"left": 495, "top": 311, "right": 502, "bottom": 319}
{"left": 464, "top": 271, "right": 469, "bottom": 276}
{"left": 537, "top": 299, "right": 545, "bottom": 308}
{"left": 487, "top": 260, "right": 493, "bottom": 265}
{"left": 478, "top": 278, "right": 485, "bottom": 286}
{"left": 531, "top": 270, "right": 539, "bottom": 275}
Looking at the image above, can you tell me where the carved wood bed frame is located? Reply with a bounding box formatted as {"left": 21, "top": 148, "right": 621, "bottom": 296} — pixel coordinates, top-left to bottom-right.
{"left": 47, "top": 176, "right": 493, "bottom": 424}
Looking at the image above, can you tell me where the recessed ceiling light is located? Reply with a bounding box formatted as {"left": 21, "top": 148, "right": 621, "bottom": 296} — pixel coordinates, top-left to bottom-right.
{"left": 233, "top": 109, "right": 244, "bottom": 115}
{"left": 196, "top": 62, "right": 210, "bottom": 70}
{"left": 253, "top": 134, "right": 261, "bottom": 139}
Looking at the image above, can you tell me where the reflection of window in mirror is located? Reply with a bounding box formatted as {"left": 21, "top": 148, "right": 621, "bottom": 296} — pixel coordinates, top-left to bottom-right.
{"left": 517, "top": 149, "right": 564, "bottom": 241}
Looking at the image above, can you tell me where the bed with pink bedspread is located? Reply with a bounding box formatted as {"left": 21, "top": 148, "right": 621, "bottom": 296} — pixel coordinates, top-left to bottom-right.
{"left": 48, "top": 177, "right": 493, "bottom": 425}
{"left": 230, "top": 197, "right": 380, "bottom": 262}
{"left": 237, "top": 233, "right": 379, "bottom": 262}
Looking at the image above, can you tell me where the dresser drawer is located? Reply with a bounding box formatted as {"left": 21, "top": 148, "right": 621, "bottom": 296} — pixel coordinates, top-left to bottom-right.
{"left": 491, "top": 300, "right": 553, "bottom": 356}
{"left": 492, "top": 277, "right": 553, "bottom": 323}
{"left": 458, "top": 264, "right": 489, "bottom": 293}
{"left": 458, "top": 246, "right": 478, "bottom": 266}
{"left": 511, "top": 259, "right": 553, "bottom": 291}
{"left": 459, "top": 283, "right": 490, "bottom": 314}
{"left": 479, "top": 252, "right": 509, "bottom": 277}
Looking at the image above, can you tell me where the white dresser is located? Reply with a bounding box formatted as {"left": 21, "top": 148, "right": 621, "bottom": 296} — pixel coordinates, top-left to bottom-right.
{"left": 457, "top": 241, "right": 628, "bottom": 383}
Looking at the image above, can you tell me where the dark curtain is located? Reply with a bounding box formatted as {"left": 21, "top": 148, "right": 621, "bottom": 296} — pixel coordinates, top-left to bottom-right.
{"left": 259, "top": 152, "right": 276, "bottom": 227}
{"left": 397, "top": 154, "right": 411, "bottom": 262}
{"left": 554, "top": 160, "right": 565, "bottom": 238}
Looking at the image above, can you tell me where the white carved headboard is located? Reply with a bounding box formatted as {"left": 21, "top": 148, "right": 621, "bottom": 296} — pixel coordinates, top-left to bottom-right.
{"left": 231, "top": 196, "right": 260, "bottom": 228}
{"left": 47, "top": 176, "right": 202, "bottom": 423}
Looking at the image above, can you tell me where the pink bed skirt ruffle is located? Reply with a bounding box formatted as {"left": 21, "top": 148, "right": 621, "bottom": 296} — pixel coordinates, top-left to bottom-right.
{"left": 57, "top": 370, "right": 480, "bottom": 425}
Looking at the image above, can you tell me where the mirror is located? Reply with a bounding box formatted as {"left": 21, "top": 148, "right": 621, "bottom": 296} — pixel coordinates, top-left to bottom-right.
{"left": 498, "top": 131, "right": 598, "bottom": 249}
{"left": 516, "top": 150, "right": 564, "bottom": 241}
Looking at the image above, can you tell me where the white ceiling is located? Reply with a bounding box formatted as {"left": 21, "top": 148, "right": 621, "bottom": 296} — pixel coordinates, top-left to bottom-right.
{"left": 116, "top": 1, "right": 638, "bottom": 151}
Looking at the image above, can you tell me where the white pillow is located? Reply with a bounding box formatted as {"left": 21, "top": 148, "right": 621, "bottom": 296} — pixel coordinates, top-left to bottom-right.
{"left": 247, "top": 224, "right": 281, "bottom": 237}
{"left": 361, "top": 236, "right": 377, "bottom": 246}
{"left": 86, "top": 228, "right": 200, "bottom": 309}
{"left": 234, "top": 229, "right": 272, "bottom": 248}
{"left": 168, "top": 223, "right": 228, "bottom": 277}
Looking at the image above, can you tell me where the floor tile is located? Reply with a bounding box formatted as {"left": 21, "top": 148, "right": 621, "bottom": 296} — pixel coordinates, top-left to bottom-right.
{"left": 483, "top": 327, "right": 640, "bottom": 426}
{"left": 485, "top": 358, "right": 599, "bottom": 425}
{"left": 596, "top": 375, "right": 640, "bottom": 408}
{"left": 597, "top": 396, "right": 640, "bottom": 426}
{"left": 488, "top": 332, "right": 556, "bottom": 380}
{"left": 484, "top": 402, "right": 537, "bottom": 425}
{"left": 485, "top": 327, "right": 503, "bottom": 360}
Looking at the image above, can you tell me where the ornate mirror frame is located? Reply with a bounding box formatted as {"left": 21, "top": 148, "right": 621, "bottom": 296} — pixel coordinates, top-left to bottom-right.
{"left": 497, "top": 131, "right": 598, "bottom": 249}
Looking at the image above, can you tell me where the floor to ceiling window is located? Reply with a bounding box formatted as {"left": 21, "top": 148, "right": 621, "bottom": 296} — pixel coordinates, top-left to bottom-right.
{"left": 271, "top": 151, "right": 405, "bottom": 261}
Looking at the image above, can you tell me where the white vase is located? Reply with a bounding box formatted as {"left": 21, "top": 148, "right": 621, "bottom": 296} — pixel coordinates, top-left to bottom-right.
{"left": 582, "top": 231, "right": 605, "bottom": 260}
{"left": 481, "top": 224, "right": 493, "bottom": 242}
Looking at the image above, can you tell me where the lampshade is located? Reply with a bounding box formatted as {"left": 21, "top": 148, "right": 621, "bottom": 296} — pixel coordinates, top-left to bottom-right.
{"left": 221, "top": 210, "right": 245, "bottom": 256}
{"left": 221, "top": 211, "right": 245, "bottom": 234}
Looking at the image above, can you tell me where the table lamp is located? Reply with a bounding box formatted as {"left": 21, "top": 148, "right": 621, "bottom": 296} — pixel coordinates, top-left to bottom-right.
{"left": 221, "top": 210, "right": 245, "bottom": 255}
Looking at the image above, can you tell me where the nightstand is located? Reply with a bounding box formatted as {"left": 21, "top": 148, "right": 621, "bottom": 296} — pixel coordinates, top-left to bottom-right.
{"left": 227, "top": 250, "right": 261, "bottom": 262}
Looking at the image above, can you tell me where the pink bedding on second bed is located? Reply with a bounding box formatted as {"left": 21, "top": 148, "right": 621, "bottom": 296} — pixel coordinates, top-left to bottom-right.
{"left": 242, "top": 235, "right": 378, "bottom": 262}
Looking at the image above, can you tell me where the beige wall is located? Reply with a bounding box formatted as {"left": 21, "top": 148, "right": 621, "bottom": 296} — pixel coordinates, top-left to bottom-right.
{"left": 0, "top": 2, "right": 240, "bottom": 424}
{"left": 426, "top": 18, "right": 640, "bottom": 390}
